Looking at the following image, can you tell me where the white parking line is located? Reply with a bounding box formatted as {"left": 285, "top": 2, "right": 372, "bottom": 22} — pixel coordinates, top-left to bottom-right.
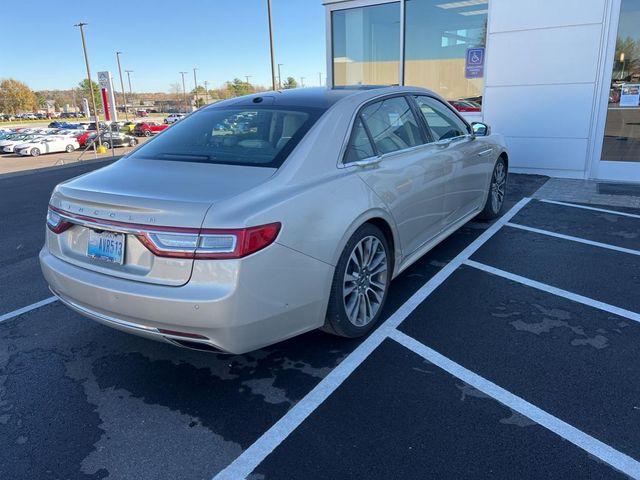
{"left": 464, "top": 260, "right": 640, "bottom": 323}
{"left": 506, "top": 222, "right": 640, "bottom": 257}
{"left": 540, "top": 199, "right": 640, "bottom": 220}
{"left": 389, "top": 329, "right": 640, "bottom": 479}
{"left": 212, "top": 198, "right": 532, "bottom": 480}
{"left": 0, "top": 296, "right": 58, "bottom": 323}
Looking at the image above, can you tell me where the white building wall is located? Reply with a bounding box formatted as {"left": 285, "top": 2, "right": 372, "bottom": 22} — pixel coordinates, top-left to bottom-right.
{"left": 483, "top": 0, "right": 609, "bottom": 178}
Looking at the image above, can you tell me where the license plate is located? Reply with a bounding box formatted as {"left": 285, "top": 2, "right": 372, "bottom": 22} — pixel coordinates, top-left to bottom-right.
{"left": 87, "top": 230, "right": 125, "bottom": 264}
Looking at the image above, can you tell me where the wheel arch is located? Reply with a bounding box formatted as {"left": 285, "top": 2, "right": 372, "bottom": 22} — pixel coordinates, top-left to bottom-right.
{"left": 332, "top": 210, "right": 401, "bottom": 278}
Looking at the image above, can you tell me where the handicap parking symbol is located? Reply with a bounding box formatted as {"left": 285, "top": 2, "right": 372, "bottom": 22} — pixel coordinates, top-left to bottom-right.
{"left": 465, "top": 47, "right": 485, "bottom": 79}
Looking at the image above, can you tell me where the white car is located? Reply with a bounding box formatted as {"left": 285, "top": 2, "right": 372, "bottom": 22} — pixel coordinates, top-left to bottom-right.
{"left": 1, "top": 134, "right": 45, "bottom": 153}
{"left": 164, "top": 113, "right": 185, "bottom": 124}
{"left": 16, "top": 136, "right": 80, "bottom": 157}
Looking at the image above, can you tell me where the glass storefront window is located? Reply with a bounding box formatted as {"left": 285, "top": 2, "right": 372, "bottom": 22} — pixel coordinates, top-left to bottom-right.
{"left": 332, "top": 2, "right": 401, "bottom": 87}
{"left": 404, "top": 0, "right": 487, "bottom": 111}
{"left": 601, "top": 0, "right": 640, "bottom": 163}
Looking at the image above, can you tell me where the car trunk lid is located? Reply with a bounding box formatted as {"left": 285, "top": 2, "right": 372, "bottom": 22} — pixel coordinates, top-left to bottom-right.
{"left": 48, "top": 158, "right": 276, "bottom": 286}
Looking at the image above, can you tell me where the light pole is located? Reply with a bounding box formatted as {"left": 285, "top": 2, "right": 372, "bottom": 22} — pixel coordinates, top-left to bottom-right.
{"left": 125, "top": 70, "right": 134, "bottom": 113}
{"left": 180, "top": 72, "right": 188, "bottom": 113}
{"left": 204, "top": 80, "right": 209, "bottom": 104}
{"left": 245, "top": 75, "right": 252, "bottom": 92}
{"left": 620, "top": 52, "right": 626, "bottom": 80}
{"left": 116, "top": 51, "right": 128, "bottom": 121}
{"left": 193, "top": 67, "right": 199, "bottom": 108}
{"left": 74, "top": 22, "right": 101, "bottom": 149}
{"left": 300, "top": 77, "right": 305, "bottom": 88}
{"left": 267, "top": 0, "right": 277, "bottom": 91}
{"left": 277, "top": 63, "right": 283, "bottom": 89}
{"left": 318, "top": 72, "right": 322, "bottom": 87}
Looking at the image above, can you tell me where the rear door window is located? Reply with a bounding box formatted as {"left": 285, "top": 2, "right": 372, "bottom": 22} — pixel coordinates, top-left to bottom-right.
{"left": 344, "top": 116, "right": 376, "bottom": 163}
{"left": 360, "top": 96, "right": 424, "bottom": 155}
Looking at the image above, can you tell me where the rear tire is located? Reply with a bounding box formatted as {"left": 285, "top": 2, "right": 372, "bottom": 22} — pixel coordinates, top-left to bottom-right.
{"left": 477, "top": 156, "right": 507, "bottom": 220}
{"left": 323, "top": 224, "right": 391, "bottom": 338}
{"left": 129, "top": 139, "right": 137, "bottom": 147}
{"left": 65, "top": 144, "right": 75, "bottom": 153}
{"left": 103, "top": 142, "right": 110, "bottom": 149}
{"left": 144, "top": 130, "right": 151, "bottom": 137}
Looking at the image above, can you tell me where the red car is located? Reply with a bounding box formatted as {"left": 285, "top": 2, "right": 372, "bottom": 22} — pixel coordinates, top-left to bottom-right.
{"left": 75, "top": 131, "right": 97, "bottom": 147}
{"left": 133, "top": 122, "right": 169, "bottom": 137}
{"left": 449, "top": 100, "right": 481, "bottom": 113}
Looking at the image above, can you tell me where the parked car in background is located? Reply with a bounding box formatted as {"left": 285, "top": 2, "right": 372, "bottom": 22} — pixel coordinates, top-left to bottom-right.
{"left": 164, "top": 113, "right": 185, "bottom": 124}
{"left": 87, "top": 121, "right": 108, "bottom": 131}
{"left": 40, "top": 86, "right": 508, "bottom": 354}
{"left": 0, "top": 134, "right": 45, "bottom": 153}
{"left": 75, "top": 131, "right": 98, "bottom": 148}
{"left": 16, "top": 136, "right": 80, "bottom": 156}
{"left": 449, "top": 100, "right": 481, "bottom": 113}
{"left": 133, "top": 121, "right": 169, "bottom": 136}
{"left": 99, "top": 132, "right": 138, "bottom": 149}
{"left": 136, "top": 110, "right": 149, "bottom": 117}
{"left": 121, "top": 122, "right": 137, "bottom": 133}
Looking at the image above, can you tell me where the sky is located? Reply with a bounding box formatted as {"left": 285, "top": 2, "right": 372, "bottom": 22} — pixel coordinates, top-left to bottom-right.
{"left": 0, "top": 0, "right": 326, "bottom": 93}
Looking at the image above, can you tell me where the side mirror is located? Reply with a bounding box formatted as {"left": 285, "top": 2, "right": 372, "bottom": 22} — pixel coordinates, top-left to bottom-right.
{"left": 471, "top": 122, "right": 490, "bottom": 136}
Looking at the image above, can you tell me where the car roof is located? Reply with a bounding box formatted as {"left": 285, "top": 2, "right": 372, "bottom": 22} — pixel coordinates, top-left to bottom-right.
{"left": 206, "top": 86, "right": 434, "bottom": 110}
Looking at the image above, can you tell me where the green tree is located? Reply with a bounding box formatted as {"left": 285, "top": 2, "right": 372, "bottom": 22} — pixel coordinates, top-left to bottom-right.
{"left": 0, "top": 78, "right": 37, "bottom": 114}
{"left": 282, "top": 76, "right": 298, "bottom": 89}
{"left": 225, "top": 78, "right": 252, "bottom": 97}
{"left": 78, "top": 78, "right": 101, "bottom": 114}
{"left": 35, "top": 91, "right": 48, "bottom": 109}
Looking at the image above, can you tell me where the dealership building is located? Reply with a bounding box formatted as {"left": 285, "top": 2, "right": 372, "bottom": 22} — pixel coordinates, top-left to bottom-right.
{"left": 323, "top": 0, "right": 640, "bottom": 181}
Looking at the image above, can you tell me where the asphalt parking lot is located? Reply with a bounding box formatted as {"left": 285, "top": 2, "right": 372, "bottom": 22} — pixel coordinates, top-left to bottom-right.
{"left": 2, "top": 164, "right": 640, "bottom": 480}
{"left": 0, "top": 136, "right": 151, "bottom": 176}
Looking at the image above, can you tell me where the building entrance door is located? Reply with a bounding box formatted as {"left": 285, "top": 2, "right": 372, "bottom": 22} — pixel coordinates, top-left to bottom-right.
{"left": 596, "top": 0, "right": 640, "bottom": 181}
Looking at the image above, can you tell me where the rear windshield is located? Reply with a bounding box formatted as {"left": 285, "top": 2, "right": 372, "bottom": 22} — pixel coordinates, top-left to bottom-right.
{"left": 128, "top": 105, "right": 324, "bottom": 168}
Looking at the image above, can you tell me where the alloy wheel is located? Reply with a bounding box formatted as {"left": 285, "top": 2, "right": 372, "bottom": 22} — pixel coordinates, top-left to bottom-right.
{"left": 342, "top": 235, "right": 388, "bottom": 327}
{"left": 490, "top": 161, "right": 506, "bottom": 213}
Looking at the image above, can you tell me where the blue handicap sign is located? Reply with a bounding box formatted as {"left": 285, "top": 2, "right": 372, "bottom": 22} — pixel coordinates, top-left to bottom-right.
{"left": 465, "top": 47, "right": 485, "bottom": 79}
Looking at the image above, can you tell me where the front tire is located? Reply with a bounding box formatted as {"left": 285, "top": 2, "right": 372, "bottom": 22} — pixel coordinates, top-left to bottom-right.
{"left": 477, "top": 156, "right": 507, "bottom": 220}
{"left": 129, "top": 139, "right": 137, "bottom": 147}
{"left": 65, "top": 144, "right": 75, "bottom": 152}
{"left": 103, "top": 141, "right": 110, "bottom": 149}
{"left": 323, "top": 224, "right": 391, "bottom": 338}
{"left": 31, "top": 148, "right": 40, "bottom": 157}
{"left": 144, "top": 130, "right": 151, "bottom": 137}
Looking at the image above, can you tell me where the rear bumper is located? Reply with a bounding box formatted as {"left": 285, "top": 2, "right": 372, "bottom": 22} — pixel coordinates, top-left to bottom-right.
{"left": 40, "top": 243, "right": 334, "bottom": 354}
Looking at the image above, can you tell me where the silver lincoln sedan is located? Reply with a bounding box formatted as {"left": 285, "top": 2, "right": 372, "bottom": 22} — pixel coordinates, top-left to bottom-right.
{"left": 40, "top": 86, "right": 508, "bottom": 354}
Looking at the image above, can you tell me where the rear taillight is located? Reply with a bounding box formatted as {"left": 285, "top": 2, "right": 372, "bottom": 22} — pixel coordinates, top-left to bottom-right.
{"left": 46, "top": 208, "right": 72, "bottom": 234}
{"left": 138, "top": 223, "right": 281, "bottom": 259}
{"left": 46, "top": 205, "right": 280, "bottom": 259}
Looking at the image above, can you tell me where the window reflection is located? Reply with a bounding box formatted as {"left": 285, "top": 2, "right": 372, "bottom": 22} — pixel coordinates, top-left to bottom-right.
{"left": 332, "top": 2, "right": 401, "bottom": 87}
{"left": 601, "top": 0, "right": 640, "bottom": 162}
{"left": 404, "top": 0, "right": 486, "bottom": 111}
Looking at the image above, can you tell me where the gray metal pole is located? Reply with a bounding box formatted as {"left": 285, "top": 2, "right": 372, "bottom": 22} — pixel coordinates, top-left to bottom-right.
{"left": 116, "top": 51, "right": 128, "bottom": 122}
{"left": 319, "top": 72, "right": 322, "bottom": 86}
{"left": 300, "top": 77, "right": 304, "bottom": 88}
{"left": 277, "top": 63, "right": 283, "bottom": 89}
{"left": 267, "top": 0, "right": 277, "bottom": 91}
{"left": 204, "top": 80, "right": 209, "bottom": 104}
{"left": 180, "top": 72, "right": 188, "bottom": 113}
{"left": 193, "top": 67, "right": 199, "bottom": 108}
{"left": 125, "top": 70, "right": 134, "bottom": 113}
{"left": 75, "top": 22, "right": 101, "bottom": 149}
